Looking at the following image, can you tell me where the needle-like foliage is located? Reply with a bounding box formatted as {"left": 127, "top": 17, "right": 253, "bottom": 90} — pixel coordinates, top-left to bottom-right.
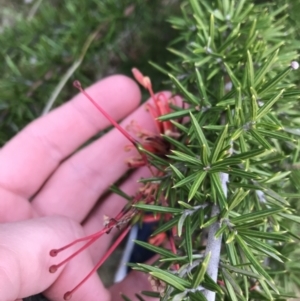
{"left": 130, "top": 1, "right": 300, "bottom": 300}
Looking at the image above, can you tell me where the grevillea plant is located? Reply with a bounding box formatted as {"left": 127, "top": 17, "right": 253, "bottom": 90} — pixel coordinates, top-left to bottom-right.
{"left": 51, "top": 1, "right": 300, "bottom": 301}
{"left": 49, "top": 68, "right": 181, "bottom": 300}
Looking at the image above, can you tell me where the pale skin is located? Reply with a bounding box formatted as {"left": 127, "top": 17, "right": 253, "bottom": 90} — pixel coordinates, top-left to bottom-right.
{"left": 0, "top": 75, "right": 169, "bottom": 301}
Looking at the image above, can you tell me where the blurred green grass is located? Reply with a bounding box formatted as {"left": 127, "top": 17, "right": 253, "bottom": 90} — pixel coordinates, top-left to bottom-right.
{"left": 0, "top": 0, "right": 180, "bottom": 145}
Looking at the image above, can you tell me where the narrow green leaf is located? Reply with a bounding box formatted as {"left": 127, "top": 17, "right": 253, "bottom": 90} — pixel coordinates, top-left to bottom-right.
{"left": 192, "top": 252, "right": 212, "bottom": 288}
{"left": 136, "top": 264, "right": 190, "bottom": 288}
{"left": 215, "top": 224, "right": 227, "bottom": 239}
{"left": 257, "top": 278, "right": 275, "bottom": 299}
{"left": 203, "top": 274, "right": 224, "bottom": 295}
{"left": 173, "top": 172, "right": 197, "bottom": 188}
{"left": 149, "top": 271, "right": 186, "bottom": 291}
{"left": 231, "top": 208, "right": 283, "bottom": 223}
{"left": 110, "top": 185, "right": 132, "bottom": 201}
{"left": 246, "top": 50, "right": 254, "bottom": 87}
{"left": 152, "top": 217, "right": 179, "bottom": 236}
{"left": 190, "top": 0, "right": 204, "bottom": 18}
{"left": 218, "top": 30, "right": 241, "bottom": 54}
{"left": 209, "top": 13, "right": 215, "bottom": 44}
{"left": 238, "top": 229, "right": 289, "bottom": 241}
{"left": 241, "top": 236, "right": 285, "bottom": 262}
{"left": 194, "top": 56, "right": 212, "bottom": 67}
{"left": 171, "top": 120, "right": 189, "bottom": 134}
{"left": 234, "top": 221, "right": 265, "bottom": 229}
{"left": 227, "top": 189, "right": 250, "bottom": 212}
{"left": 169, "top": 73, "right": 199, "bottom": 105}
{"left": 133, "top": 204, "right": 182, "bottom": 214}
{"left": 216, "top": 98, "right": 235, "bottom": 107}
{"left": 189, "top": 292, "right": 207, "bottom": 301}
{"left": 245, "top": 19, "right": 257, "bottom": 49}
{"left": 220, "top": 263, "right": 262, "bottom": 279}
{"left": 256, "top": 89, "right": 284, "bottom": 119}
{"left": 231, "top": 127, "right": 243, "bottom": 141}
{"left": 169, "top": 150, "right": 201, "bottom": 165}
{"left": 201, "top": 215, "right": 218, "bottom": 229}
{"left": 190, "top": 112, "right": 211, "bottom": 156}
{"left": 210, "top": 172, "right": 228, "bottom": 209}
{"left": 234, "top": 0, "right": 247, "bottom": 18}
{"left": 235, "top": 235, "right": 272, "bottom": 281}
{"left": 258, "top": 68, "right": 290, "bottom": 96}
{"left": 188, "top": 171, "right": 207, "bottom": 201}
{"left": 279, "top": 213, "right": 300, "bottom": 224}
{"left": 195, "top": 67, "right": 209, "bottom": 105}
{"left": 202, "top": 144, "right": 209, "bottom": 166}
{"left": 257, "top": 128, "right": 295, "bottom": 142}
{"left": 222, "top": 269, "right": 241, "bottom": 301}
{"left": 178, "top": 201, "right": 194, "bottom": 209}
{"left": 254, "top": 49, "right": 279, "bottom": 87}
{"left": 162, "top": 135, "right": 195, "bottom": 156}
{"left": 202, "top": 125, "right": 227, "bottom": 130}
{"left": 254, "top": 184, "right": 288, "bottom": 205}
{"left": 264, "top": 171, "right": 291, "bottom": 184}
{"left": 225, "top": 231, "right": 236, "bottom": 243}
{"left": 4, "top": 54, "right": 21, "bottom": 76}
{"left": 210, "top": 158, "right": 243, "bottom": 169}
{"left": 167, "top": 48, "right": 190, "bottom": 60}
{"left": 227, "top": 168, "right": 260, "bottom": 180}
{"left": 140, "top": 147, "right": 169, "bottom": 166}
{"left": 141, "top": 291, "right": 160, "bottom": 298}
{"left": 134, "top": 240, "right": 178, "bottom": 259}
{"left": 234, "top": 87, "right": 242, "bottom": 126}
{"left": 169, "top": 164, "right": 184, "bottom": 180}
{"left": 232, "top": 149, "right": 265, "bottom": 160}
{"left": 257, "top": 122, "right": 282, "bottom": 131}
{"left": 185, "top": 215, "right": 193, "bottom": 264}
{"left": 158, "top": 108, "right": 192, "bottom": 121}
{"left": 149, "top": 61, "right": 169, "bottom": 75}
{"left": 249, "top": 129, "right": 273, "bottom": 150}
{"left": 210, "top": 124, "right": 228, "bottom": 163}
{"left": 224, "top": 63, "right": 241, "bottom": 89}
{"left": 250, "top": 87, "right": 258, "bottom": 120}
{"left": 178, "top": 213, "right": 187, "bottom": 237}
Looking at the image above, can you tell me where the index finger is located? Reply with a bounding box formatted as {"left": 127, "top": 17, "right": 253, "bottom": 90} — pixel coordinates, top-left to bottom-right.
{"left": 0, "top": 75, "right": 141, "bottom": 199}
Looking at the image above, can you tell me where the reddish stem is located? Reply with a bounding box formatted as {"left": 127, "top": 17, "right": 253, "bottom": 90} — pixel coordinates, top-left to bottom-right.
{"left": 73, "top": 80, "right": 149, "bottom": 167}
{"left": 50, "top": 234, "right": 102, "bottom": 273}
{"left": 73, "top": 80, "right": 137, "bottom": 146}
{"left": 63, "top": 226, "right": 131, "bottom": 300}
{"left": 49, "top": 228, "right": 108, "bottom": 257}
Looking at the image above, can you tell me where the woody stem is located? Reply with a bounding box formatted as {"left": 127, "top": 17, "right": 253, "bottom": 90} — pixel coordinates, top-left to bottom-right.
{"left": 202, "top": 172, "right": 228, "bottom": 301}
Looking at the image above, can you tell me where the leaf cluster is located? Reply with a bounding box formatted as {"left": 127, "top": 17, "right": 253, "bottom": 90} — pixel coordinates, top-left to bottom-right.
{"left": 130, "top": 1, "right": 300, "bottom": 300}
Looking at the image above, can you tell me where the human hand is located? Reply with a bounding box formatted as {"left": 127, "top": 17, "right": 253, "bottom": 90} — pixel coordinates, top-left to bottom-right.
{"left": 0, "top": 75, "right": 163, "bottom": 301}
